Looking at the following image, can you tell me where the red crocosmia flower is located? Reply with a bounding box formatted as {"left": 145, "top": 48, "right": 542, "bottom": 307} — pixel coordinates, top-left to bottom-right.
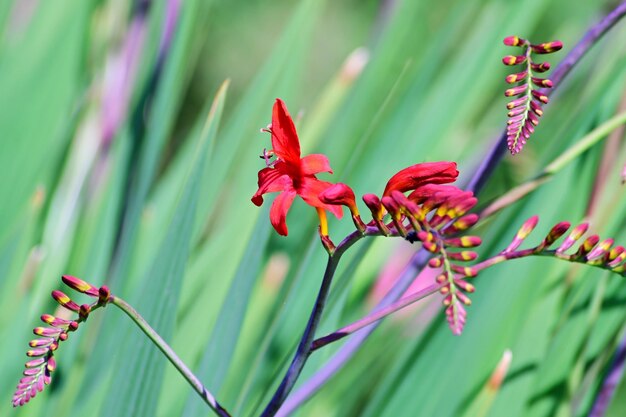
{"left": 382, "top": 162, "right": 459, "bottom": 196}
{"left": 252, "top": 99, "right": 343, "bottom": 236}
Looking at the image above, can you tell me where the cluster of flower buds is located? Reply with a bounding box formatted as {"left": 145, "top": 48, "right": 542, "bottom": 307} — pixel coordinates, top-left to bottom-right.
{"left": 320, "top": 162, "right": 483, "bottom": 334}
{"left": 12, "top": 276, "right": 111, "bottom": 407}
{"left": 473, "top": 216, "right": 626, "bottom": 278}
{"left": 502, "top": 35, "right": 562, "bottom": 155}
{"left": 512, "top": 217, "right": 626, "bottom": 275}
{"left": 409, "top": 186, "right": 481, "bottom": 335}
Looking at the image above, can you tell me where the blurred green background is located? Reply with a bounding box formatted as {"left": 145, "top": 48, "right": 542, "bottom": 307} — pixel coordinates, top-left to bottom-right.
{"left": 1, "top": 0, "right": 625, "bottom": 416}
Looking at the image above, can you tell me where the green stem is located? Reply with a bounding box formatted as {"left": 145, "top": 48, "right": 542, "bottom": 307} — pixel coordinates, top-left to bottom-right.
{"left": 544, "top": 111, "right": 626, "bottom": 174}
{"left": 111, "top": 296, "right": 232, "bottom": 417}
{"left": 480, "top": 110, "right": 626, "bottom": 218}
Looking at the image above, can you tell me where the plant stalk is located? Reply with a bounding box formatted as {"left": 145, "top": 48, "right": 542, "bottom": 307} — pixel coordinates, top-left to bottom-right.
{"left": 311, "top": 282, "right": 443, "bottom": 351}
{"left": 111, "top": 297, "right": 232, "bottom": 417}
{"left": 260, "top": 228, "right": 371, "bottom": 417}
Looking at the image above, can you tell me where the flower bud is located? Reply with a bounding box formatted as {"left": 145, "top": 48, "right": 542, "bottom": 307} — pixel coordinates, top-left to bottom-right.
{"left": 502, "top": 55, "right": 527, "bottom": 66}
{"left": 505, "top": 70, "right": 528, "bottom": 84}
{"left": 51, "top": 291, "right": 80, "bottom": 312}
{"left": 503, "top": 35, "right": 526, "bottom": 47}
{"left": 319, "top": 183, "right": 358, "bottom": 215}
{"left": 531, "top": 40, "right": 563, "bottom": 54}
{"left": 557, "top": 223, "right": 589, "bottom": 253}
{"left": 62, "top": 275, "right": 100, "bottom": 297}
{"left": 362, "top": 194, "right": 383, "bottom": 220}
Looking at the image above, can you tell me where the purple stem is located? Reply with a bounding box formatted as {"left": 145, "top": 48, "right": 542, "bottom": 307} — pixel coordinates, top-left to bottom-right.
{"left": 276, "top": 249, "right": 431, "bottom": 417}
{"left": 311, "top": 282, "right": 443, "bottom": 351}
{"left": 101, "top": 8, "right": 148, "bottom": 148}
{"left": 259, "top": 228, "right": 373, "bottom": 417}
{"left": 259, "top": 256, "right": 340, "bottom": 417}
{"left": 588, "top": 332, "right": 626, "bottom": 417}
{"left": 159, "top": 0, "right": 181, "bottom": 57}
{"left": 310, "top": 236, "right": 626, "bottom": 357}
{"left": 466, "top": 0, "right": 626, "bottom": 194}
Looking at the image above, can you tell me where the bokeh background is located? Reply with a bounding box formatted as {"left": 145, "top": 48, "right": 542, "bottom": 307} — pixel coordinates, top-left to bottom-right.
{"left": 1, "top": 0, "right": 626, "bottom": 416}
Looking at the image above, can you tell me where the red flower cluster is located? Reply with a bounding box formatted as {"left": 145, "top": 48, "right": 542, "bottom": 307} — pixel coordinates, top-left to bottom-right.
{"left": 252, "top": 99, "right": 479, "bottom": 334}
{"left": 252, "top": 99, "right": 461, "bottom": 239}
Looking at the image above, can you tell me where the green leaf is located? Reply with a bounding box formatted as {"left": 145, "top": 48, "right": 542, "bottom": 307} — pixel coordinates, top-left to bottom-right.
{"left": 101, "top": 81, "right": 228, "bottom": 417}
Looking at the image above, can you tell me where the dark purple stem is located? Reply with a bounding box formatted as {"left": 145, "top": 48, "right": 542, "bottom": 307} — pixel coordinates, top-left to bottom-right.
{"left": 466, "top": 0, "right": 626, "bottom": 194}
{"left": 311, "top": 282, "right": 443, "bottom": 351}
{"left": 259, "top": 256, "right": 339, "bottom": 417}
{"left": 276, "top": 249, "right": 431, "bottom": 417}
{"left": 588, "top": 332, "right": 626, "bottom": 417}
{"left": 259, "top": 228, "right": 371, "bottom": 417}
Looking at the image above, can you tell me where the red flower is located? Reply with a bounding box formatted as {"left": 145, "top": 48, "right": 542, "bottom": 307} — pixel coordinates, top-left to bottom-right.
{"left": 252, "top": 99, "right": 342, "bottom": 236}
{"left": 382, "top": 162, "right": 459, "bottom": 196}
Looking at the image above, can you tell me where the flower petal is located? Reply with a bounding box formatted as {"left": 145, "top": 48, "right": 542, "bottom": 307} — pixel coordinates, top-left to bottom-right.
{"left": 299, "top": 177, "right": 344, "bottom": 219}
{"left": 407, "top": 184, "right": 460, "bottom": 203}
{"left": 251, "top": 164, "right": 293, "bottom": 206}
{"left": 383, "top": 162, "right": 458, "bottom": 196}
{"left": 271, "top": 99, "right": 301, "bottom": 165}
{"left": 270, "top": 190, "right": 297, "bottom": 236}
{"left": 301, "top": 154, "right": 333, "bottom": 175}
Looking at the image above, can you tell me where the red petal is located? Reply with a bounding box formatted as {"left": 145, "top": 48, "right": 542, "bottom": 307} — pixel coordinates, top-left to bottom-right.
{"left": 251, "top": 165, "right": 293, "bottom": 206}
{"left": 408, "top": 184, "right": 460, "bottom": 203}
{"left": 270, "top": 190, "right": 297, "bottom": 236}
{"left": 271, "top": 99, "right": 301, "bottom": 165}
{"left": 300, "top": 154, "right": 333, "bottom": 175}
{"left": 383, "top": 162, "right": 458, "bottom": 196}
{"left": 298, "top": 177, "right": 344, "bottom": 219}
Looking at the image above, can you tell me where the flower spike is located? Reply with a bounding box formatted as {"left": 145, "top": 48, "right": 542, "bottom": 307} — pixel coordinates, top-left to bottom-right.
{"left": 392, "top": 182, "right": 482, "bottom": 335}
{"left": 502, "top": 36, "right": 562, "bottom": 154}
{"left": 13, "top": 277, "right": 112, "bottom": 408}
{"left": 480, "top": 219, "right": 626, "bottom": 278}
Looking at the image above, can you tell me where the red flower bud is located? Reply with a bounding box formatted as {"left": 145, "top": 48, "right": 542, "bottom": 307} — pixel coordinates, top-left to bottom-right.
{"left": 319, "top": 183, "right": 358, "bottom": 215}
{"left": 51, "top": 290, "right": 80, "bottom": 312}
{"left": 383, "top": 162, "right": 458, "bottom": 197}
{"left": 502, "top": 55, "right": 527, "bottom": 66}
{"left": 503, "top": 35, "right": 526, "bottom": 47}
{"left": 531, "top": 62, "right": 551, "bottom": 72}
{"left": 530, "top": 40, "right": 563, "bottom": 54}
{"left": 362, "top": 193, "right": 383, "bottom": 219}
{"left": 62, "top": 275, "right": 99, "bottom": 297}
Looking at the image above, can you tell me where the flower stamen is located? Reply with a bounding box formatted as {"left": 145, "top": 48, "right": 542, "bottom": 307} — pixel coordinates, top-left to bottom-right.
{"left": 259, "top": 148, "right": 277, "bottom": 167}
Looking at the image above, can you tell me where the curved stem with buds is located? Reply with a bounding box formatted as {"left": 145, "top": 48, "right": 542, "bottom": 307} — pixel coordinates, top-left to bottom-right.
{"left": 311, "top": 230, "right": 625, "bottom": 351}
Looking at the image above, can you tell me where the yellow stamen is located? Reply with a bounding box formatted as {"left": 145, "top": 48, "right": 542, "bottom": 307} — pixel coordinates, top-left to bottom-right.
{"left": 316, "top": 207, "right": 329, "bottom": 236}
